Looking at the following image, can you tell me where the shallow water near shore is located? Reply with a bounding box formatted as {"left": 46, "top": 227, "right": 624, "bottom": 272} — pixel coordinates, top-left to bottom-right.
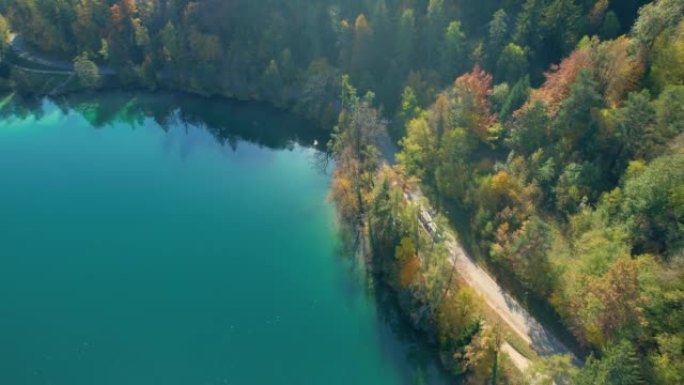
{"left": 0, "top": 93, "right": 451, "bottom": 385}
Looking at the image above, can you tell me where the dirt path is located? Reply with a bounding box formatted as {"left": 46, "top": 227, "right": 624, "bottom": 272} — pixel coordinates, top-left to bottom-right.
{"left": 501, "top": 343, "right": 531, "bottom": 372}
{"left": 406, "top": 188, "right": 578, "bottom": 372}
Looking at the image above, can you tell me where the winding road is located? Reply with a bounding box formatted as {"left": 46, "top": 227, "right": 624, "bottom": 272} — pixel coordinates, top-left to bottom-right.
{"left": 8, "top": 33, "right": 115, "bottom": 76}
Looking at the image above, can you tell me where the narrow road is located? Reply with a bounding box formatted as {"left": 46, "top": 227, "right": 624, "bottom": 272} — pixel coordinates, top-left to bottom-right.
{"left": 8, "top": 33, "right": 115, "bottom": 76}
{"left": 405, "top": 187, "right": 578, "bottom": 371}
{"left": 9, "top": 64, "right": 74, "bottom": 76}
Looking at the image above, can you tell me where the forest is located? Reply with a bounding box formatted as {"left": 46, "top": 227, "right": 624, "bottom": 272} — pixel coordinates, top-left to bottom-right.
{"left": 0, "top": 0, "right": 683, "bottom": 384}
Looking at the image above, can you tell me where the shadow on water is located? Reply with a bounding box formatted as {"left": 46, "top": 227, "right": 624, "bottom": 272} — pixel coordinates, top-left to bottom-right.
{"left": 334, "top": 229, "right": 457, "bottom": 385}
{"left": 0, "top": 91, "right": 330, "bottom": 152}
{"left": 367, "top": 280, "right": 458, "bottom": 385}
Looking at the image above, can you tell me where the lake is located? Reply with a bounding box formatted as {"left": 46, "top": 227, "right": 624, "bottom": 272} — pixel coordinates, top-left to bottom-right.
{"left": 0, "top": 93, "right": 451, "bottom": 385}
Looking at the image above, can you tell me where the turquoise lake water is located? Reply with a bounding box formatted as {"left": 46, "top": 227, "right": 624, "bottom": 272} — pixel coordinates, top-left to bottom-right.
{"left": 0, "top": 93, "right": 450, "bottom": 385}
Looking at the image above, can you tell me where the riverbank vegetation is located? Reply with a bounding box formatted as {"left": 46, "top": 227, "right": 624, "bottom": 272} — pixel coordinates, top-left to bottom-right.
{"left": 394, "top": 2, "right": 684, "bottom": 383}
{"left": 327, "top": 1, "right": 684, "bottom": 383}
{"left": 1, "top": 0, "right": 683, "bottom": 384}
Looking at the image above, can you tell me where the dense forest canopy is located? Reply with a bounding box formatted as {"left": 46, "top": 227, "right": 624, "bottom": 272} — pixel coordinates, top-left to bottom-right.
{"left": 1, "top": 0, "right": 684, "bottom": 384}
{"left": 0, "top": 0, "right": 651, "bottom": 125}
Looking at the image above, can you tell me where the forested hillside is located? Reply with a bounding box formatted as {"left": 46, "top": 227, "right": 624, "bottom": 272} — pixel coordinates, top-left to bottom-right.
{"left": 329, "top": 1, "right": 684, "bottom": 383}
{"left": 1, "top": 0, "right": 683, "bottom": 384}
{"left": 391, "top": 0, "right": 684, "bottom": 382}
{"left": 0, "top": 0, "right": 649, "bottom": 126}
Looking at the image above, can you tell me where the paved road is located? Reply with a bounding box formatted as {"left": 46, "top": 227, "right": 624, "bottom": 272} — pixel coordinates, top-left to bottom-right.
{"left": 8, "top": 33, "right": 115, "bottom": 76}
{"left": 405, "top": 187, "right": 578, "bottom": 372}
{"left": 9, "top": 64, "right": 74, "bottom": 76}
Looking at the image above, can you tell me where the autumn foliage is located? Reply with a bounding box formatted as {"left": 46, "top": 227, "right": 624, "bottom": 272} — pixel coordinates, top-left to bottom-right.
{"left": 594, "top": 37, "right": 645, "bottom": 107}
{"left": 453, "top": 66, "right": 497, "bottom": 141}
{"left": 522, "top": 47, "right": 593, "bottom": 116}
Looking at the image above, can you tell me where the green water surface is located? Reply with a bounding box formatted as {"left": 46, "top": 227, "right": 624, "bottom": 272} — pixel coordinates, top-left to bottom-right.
{"left": 0, "top": 93, "right": 449, "bottom": 385}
